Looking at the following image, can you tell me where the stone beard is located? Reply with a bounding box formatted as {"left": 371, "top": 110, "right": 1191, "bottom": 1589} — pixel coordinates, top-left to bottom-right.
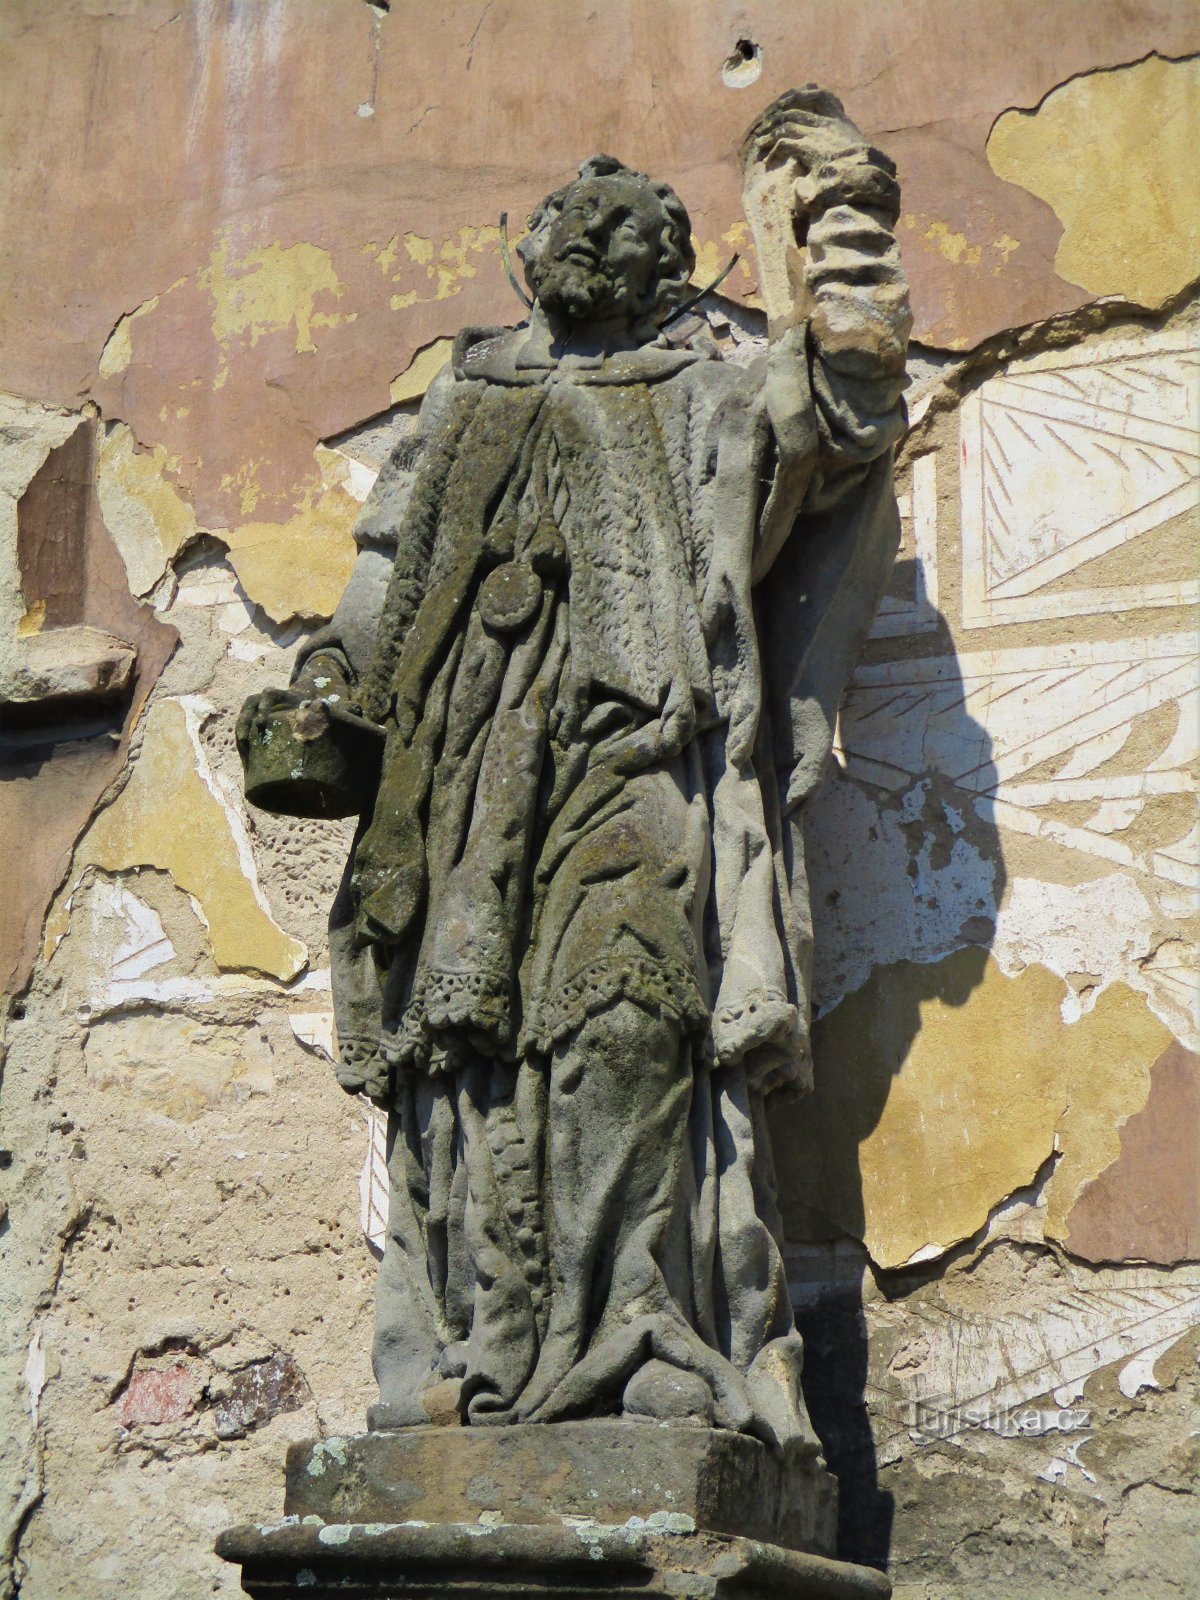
{"left": 239, "top": 113, "right": 910, "bottom": 1458}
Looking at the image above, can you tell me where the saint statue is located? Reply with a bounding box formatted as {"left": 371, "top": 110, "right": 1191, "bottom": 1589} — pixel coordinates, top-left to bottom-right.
{"left": 238, "top": 87, "right": 909, "bottom": 1462}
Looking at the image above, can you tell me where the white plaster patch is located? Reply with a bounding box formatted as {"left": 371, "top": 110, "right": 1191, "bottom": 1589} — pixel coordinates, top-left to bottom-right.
{"left": 24, "top": 1326, "right": 46, "bottom": 1425}
{"left": 105, "top": 883, "right": 175, "bottom": 990}
{"left": 360, "top": 1104, "right": 389, "bottom": 1254}
{"left": 227, "top": 636, "right": 274, "bottom": 663}
{"left": 58, "top": 876, "right": 262, "bottom": 1016}
{"left": 806, "top": 774, "right": 998, "bottom": 1011}
{"left": 871, "top": 452, "right": 940, "bottom": 638}
{"left": 326, "top": 451, "right": 378, "bottom": 503}
{"left": 291, "top": 969, "right": 332, "bottom": 993}
{"left": 959, "top": 327, "right": 1199, "bottom": 628}
{"left": 1037, "top": 1436, "right": 1097, "bottom": 1486}
{"left": 172, "top": 557, "right": 290, "bottom": 655}
{"left": 174, "top": 562, "right": 243, "bottom": 610}
{"left": 830, "top": 635, "right": 1198, "bottom": 1041}
{"left": 290, "top": 1011, "right": 335, "bottom": 1061}
{"left": 869, "top": 1269, "right": 1200, "bottom": 1470}
{"left": 992, "top": 874, "right": 1178, "bottom": 1027}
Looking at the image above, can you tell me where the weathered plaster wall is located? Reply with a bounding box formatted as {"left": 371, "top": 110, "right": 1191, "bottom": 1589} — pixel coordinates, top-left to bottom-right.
{"left": 0, "top": 4, "right": 1196, "bottom": 1597}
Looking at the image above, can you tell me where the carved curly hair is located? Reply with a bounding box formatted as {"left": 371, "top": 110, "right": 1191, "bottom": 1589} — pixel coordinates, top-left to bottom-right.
{"left": 518, "top": 155, "right": 696, "bottom": 316}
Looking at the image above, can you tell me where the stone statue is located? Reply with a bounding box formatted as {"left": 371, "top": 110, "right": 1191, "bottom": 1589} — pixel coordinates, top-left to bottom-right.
{"left": 238, "top": 87, "right": 908, "bottom": 1463}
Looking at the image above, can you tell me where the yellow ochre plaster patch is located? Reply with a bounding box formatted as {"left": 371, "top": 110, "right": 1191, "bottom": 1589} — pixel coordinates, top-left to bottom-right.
{"left": 97, "top": 278, "right": 187, "bottom": 379}
{"left": 200, "top": 232, "right": 351, "bottom": 354}
{"left": 378, "top": 225, "right": 502, "bottom": 313}
{"left": 220, "top": 474, "right": 359, "bottom": 624}
{"left": 390, "top": 338, "right": 454, "bottom": 405}
{"left": 1042, "top": 982, "right": 1173, "bottom": 1240}
{"left": 16, "top": 600, "right": 45, "bottom": 637}
{"left": 692, "top": 223, "right": 761, "bottom": 308}
{"left": 988, "top": 54, "right": 1200, "bottom": 307}
{"left": 779, "top": 951, "right": 1172, "bottom": 1269}
{"left": 97, "top": 424, "right": 198, "bottom": 596}
{"left": 923, "top": 220, "right": 982, "bottom": 268}
{"left": 50, "top": 697, "right": 305, "bottom": 982}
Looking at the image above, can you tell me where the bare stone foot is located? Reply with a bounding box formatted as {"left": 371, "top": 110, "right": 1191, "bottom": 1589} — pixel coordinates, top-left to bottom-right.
{"left": 622, "top": 1359, "right": 714, "bottom": 1425}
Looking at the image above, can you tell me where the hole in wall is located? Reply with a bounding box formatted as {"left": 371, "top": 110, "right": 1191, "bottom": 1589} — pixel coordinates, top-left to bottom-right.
{"left": 722, "top": 37, "right": 762, "bottom": 89}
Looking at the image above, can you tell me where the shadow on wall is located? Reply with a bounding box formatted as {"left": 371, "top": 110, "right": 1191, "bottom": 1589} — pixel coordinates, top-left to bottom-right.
{"left": 775, "top": 595, "right": 1007, "bottom": 1571}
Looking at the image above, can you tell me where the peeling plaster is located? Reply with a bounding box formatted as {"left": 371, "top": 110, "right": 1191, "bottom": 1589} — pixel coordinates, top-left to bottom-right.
{"left": 0, "top": 394, "right": 82, "bottom": 641}
{"left": 97, "top": 424, "right": 198, "bottom": 597}
{"left": 64, "top": 877, "right": 287, "bottom": 1018}
{"left": 993, "top": 873, "right": 1195, "bottom": 1042}
{"left": 864, "top": 1256, "right": 1200, "bottom": 1471}
{"left": 1064, "top": 1040, "right": 1200, "bottom": 1264}
{"left": 201, "top": 234, "right": 351, "bottom": 358}
{"left": 290, "top": 1011, "right": 335, "bottom": 1061}
{"left": 371, "top": 225, "right": 502, "bottom": 311}
{"left": 85, "top": 1012, "right": 275, "bottom": 1122}
{"left": 220, "top": 470, "right": 359, "bottom": 625}
{"left": 779, "top": 954, "right": 1173, "bottom": 1269}
{"left": 4, "top": 11, "right": 1200, "bottom": 1593}
{"left": 988, "top": 55, "right": 1200, "bottom": 308}
{"left": 389, "top": 338, "right": 453, "bottom": 406}
{"left": 220, "top": 503, "right": 357, "bottom": 626}
{"left": 49, "top": 696, "right": 306, "bottom": 981}
{"left": 97, "top": 283, "right": 185, "bottom": 380}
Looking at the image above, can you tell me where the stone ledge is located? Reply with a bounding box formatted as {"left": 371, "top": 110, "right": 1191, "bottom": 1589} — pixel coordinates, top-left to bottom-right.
{"left": 0, "top": 625, "right": 135, "bottom": 725}
{"left": 216, "top": 1518, "right": 893, "bottom": 1599}
{"left": 283, "top": 1425, "right": 836, "bottom": 1555}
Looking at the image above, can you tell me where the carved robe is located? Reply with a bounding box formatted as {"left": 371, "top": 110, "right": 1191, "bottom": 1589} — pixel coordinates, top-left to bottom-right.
{"left": 300, "top": 176, "right": 908, "bottom": 1453}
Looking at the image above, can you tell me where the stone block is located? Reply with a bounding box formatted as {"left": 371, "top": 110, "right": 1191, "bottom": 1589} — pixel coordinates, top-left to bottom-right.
{"left": 0, "top": 625, "right": 134, "bottom": 721}
{"left": 217, "top": 1518, "right": 892, "bottom": 1599}
{"left": 283, "top": 1425, "right": 837, "bottom": 1556}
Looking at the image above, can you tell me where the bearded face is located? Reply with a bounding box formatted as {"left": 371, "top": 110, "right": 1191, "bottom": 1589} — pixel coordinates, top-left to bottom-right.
{"left": 527, "top": 174, "right": 667, "bottom": 323}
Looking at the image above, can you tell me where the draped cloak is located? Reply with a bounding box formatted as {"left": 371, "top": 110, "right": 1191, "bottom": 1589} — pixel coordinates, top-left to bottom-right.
{"left": 303, "top": 306, "right": 906, "bottom": 1452}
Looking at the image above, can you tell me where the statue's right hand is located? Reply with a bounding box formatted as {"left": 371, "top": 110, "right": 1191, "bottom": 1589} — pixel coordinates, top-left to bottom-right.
{"left": 335, "top": 1052, "right": 393, "bottom": 1106}
{"left": 740, "top": 85, "right": 863, "bottom": 177}
{"left": 234, "top": 686, "right": 306, "bottom": 762}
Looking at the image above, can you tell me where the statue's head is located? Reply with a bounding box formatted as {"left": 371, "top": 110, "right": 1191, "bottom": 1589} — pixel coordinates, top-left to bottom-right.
{"left": 519, "top": 156, "right": 695, "bottom": 324}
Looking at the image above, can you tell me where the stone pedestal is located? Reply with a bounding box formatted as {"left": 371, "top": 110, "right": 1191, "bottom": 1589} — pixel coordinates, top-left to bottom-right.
{"left": 217, "top": 1425, "right": 891, "bottom": 1598}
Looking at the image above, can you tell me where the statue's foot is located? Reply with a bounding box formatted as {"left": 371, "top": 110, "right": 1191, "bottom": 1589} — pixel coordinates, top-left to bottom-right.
{"left": 368, "top": 1378, "right": 463, "bottom": 1430}
{"left": 622, "top": 1359, "right": 714, "bottom": 1426}
{"left": 437, "top": 1341, "right": 469, "bottom": 1380}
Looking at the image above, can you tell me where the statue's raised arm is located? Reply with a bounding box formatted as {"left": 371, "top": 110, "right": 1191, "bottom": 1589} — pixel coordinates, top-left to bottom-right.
{"left": 742, "top": 84, "right": 910, "bottom": 394}
{"left": 727, "top": 89, "right": 912, "bottom": 823}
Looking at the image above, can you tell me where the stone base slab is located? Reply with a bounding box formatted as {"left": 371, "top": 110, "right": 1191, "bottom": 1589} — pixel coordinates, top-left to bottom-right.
{"left": 216, "top": 1518, "right": 893, "bottom": 1599}
{"left": 282, "top": 1425, "right": 836, "bottom": 1555}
